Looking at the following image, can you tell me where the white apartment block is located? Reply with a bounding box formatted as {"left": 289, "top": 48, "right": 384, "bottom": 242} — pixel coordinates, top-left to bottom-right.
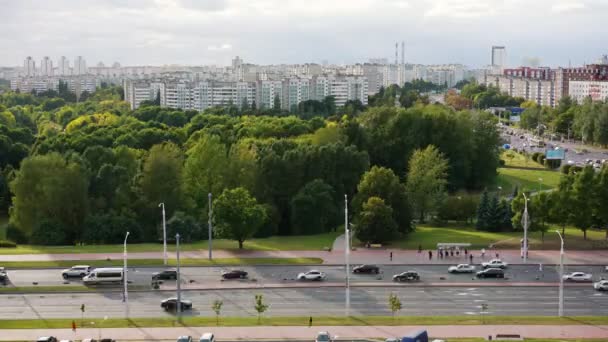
{"left": 257, "top": 80, "right": 283, "bottom": 109}
{"left": 73, "top": 56, "right": 87, "bottom": 75}
{"left": 23, "top": 56, "right": 35, "bottom": 76}
{"left": 569, "top": 81, "right": 608, "bottom": 103}
{"left": 11, "top": 76, "right": 99, "bottom": 95}
{"left": 40, "top": 56, "right": 53, "bottom": 76}
{"left": 57, "top": 56, "right": 71, "bottom": 76}
{"left": 486, "top": 76, "right": 555, "bottom": 107}
{"left": 283, "top": 78, "right": 311, "bottom": 111}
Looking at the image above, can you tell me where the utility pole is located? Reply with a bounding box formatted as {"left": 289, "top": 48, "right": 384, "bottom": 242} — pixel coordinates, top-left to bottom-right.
{"left": 176, "top": 233, "right": 182, "bottom": 322}
{"left": 208, "top": 193, "right": 213, "bottom": 260}
{"left": 522, "top": 193, "right": 529, "bottom": 263}
{"left": 159, "top": 203, "right": 167, "bottom": 265}
{"left": 555, "top": 230, "right": 564, "bottom": 317}
{"left": 344, "top": 194, "right": 350, "bottom": 316}
{"left": 123, "top": 231, "right": 130, "bottom": 318}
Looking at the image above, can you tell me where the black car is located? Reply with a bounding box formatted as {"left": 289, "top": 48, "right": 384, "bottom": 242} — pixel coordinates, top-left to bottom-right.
{"left": 36, "top": 337, "right": 58, "bottom": 342}
{"left": 353, "top": 264, "right": 380, "bottom": 274}
{"left": 476, "top": 268, "right": 505, "bottom": 279}
{"left": 0, "top": 268, "right": 7, "bottom": 285}
{"left": 221, "top": 270, "right": 248, "bottom": 279}
{"left": 161, "top": 298, "right": 193, "bottom": 311}
{"left": 152, "top": 269, "right": 177, "bottom": 280}
{"left": 392, "top": 271, "right": 420, "bottom": 282}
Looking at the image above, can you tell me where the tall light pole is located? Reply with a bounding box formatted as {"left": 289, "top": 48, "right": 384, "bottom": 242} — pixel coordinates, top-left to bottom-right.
{"left": 159, "top": 203, "right": 167, "bottom": 266}
{"left": 123, "top": 231, "right": 130, "bottom": 318}
{"left": 344, "top": 194, "right": 350, "bottom": 317}
{"left": 208, "top": 193, "right": 213, "bottom": 260}
{"left": 522, "top": 193, "right": 529, "bottom": 263}
{"left": 176, "top": 233, "right": 182, "bottom": 322}
{"left": 555, "top": 230, "right": 564, "bottom": 317}
{"left": 497, "top": 186, "right": 503, "bottom": 198}
{"left": 538, "top": 178, "right": 543, "bottom": 192}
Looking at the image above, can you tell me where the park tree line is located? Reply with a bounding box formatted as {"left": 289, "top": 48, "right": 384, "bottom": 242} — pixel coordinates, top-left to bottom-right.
{"left": 0, "top": 86, "right": 501, "bottom": 247}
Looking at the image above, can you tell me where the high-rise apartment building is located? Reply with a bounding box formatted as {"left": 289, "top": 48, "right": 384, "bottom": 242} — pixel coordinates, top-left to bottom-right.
{"left": 23, "top": 56, "right": 36, "bottom": 76}
{"left": 74, "top": 56, "right": 87, "bottom": 75}
{"left": 58, "top": 56, "right": 70, "bottom": 76}
{"left": 40, "top": 56, "right": 53, "bottom": 76}
{"left": 491, "top": 46, "right": 507, "bottom": 75}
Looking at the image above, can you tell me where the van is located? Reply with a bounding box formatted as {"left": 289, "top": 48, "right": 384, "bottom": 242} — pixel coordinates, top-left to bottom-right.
{"left": 82, "top": 268, "right": 123, "bottom": 285}
{"left": 199, "top": 333, "right": 215, "bottom": 342}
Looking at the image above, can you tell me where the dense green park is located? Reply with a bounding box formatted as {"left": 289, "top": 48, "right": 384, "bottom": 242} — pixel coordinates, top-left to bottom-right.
{"left": 0, "top": 81, "right": 607, "bottom": 251}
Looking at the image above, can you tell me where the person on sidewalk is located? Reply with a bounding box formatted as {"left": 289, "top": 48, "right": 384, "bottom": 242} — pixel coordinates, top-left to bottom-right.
{"left": 309, "top": 316, "right": 312, "bottom": 327}
{"left": 390, "top": 252, "right": 393, "bottom": 261}
{"left": 481, "top": 248, "right": 485, "bottom": 259}
{"left": 71, "top": 320, "right": 76, "bottom": 332}
{"left": 428, "top": 250, "right": 433, "bottom": 261}
{"left": 469, "top": 253, "right": 473, "bottom": 264}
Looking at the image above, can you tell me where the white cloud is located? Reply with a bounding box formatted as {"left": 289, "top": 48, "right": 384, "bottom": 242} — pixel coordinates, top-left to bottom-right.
{"left": 208, "top": 44, "right": 233, "bottom": 51}
{"left": 551, "top": 0, "right": 586, "bottom": 12}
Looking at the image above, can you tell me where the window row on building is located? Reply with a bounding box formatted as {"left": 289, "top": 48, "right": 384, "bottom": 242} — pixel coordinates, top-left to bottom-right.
{"left": 10, "top": 76, "right": 100, "bottom": 95}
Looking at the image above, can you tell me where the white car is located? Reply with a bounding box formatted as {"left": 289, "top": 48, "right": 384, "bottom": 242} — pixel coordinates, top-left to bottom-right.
{"left": 563, "top": 272, "right": 593, "bottom": 282}
{"left": 448, "top": 264, "right": 476, "bottom": 273}
{"left": 315, "top": 331, "right": 332, "bottom": 342}
{"left": 482, "top": 259, "right": 508, "bottom": 269}
{"left": 297, "top": 270, "right": 326, "bottom": 281}
{"left": 62, "top": 265, "right": 92, "bottom": 278}
{"left": 593, "top": 280, "right": 608, "bottom": 291}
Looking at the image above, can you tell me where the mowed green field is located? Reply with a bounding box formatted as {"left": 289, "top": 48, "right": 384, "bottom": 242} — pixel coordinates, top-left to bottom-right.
{"left": 497, "top": 167, "right": 561, "bottom": 193}
{"left": 502, "top": 150, "right": 545, "bottom": 169}
{"left": 0, "top": 231, "right": 341, "bottom": 254}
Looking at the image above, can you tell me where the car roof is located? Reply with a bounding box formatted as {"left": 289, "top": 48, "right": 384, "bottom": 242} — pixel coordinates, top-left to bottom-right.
{"left": 72, "top": 265, "right": 91, "bottom": 268}
{"left": 309, "top": 270, "right": 320, "bottom": 272}
{"left": 201, "top": 333, "right": 214, "bottom": 338}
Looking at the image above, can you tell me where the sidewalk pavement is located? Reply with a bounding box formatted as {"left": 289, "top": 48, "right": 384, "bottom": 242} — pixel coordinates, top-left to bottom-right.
{"left": 1, "top": 249, "right": 607, "bottom": 266}
{"left": 1, "top": 324, "right": 608, "bottom": 340}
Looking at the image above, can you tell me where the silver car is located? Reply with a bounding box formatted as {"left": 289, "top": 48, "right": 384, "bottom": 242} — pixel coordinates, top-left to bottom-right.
{"left": 448, "top": 264, "right": 476, "bottom": 273}
{"left": 593, "top": 280, "right": 608, "bottom": 291}
{"left": 563, "top": 272, "right": 593, "bottom": 282}
{"left": 62, "top": 265, "right": 92, "bottom": 278}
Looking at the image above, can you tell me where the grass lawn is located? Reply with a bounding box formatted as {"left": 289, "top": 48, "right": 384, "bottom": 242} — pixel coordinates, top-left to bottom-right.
{"left": 0, "top": 231, "right": 341, "bottom": 255}
{"left": 0, "top": 257, "right": 322, "bottom": 269}
{"left": 497, "top": 167, "right": 561, "bottom": 193}
{"left": 0, "top": 315, "right": 606, "bottom": 329}
{"left": 502, "top": 150, "right": 545, "bottom": 169}
{"left": 391, "top": 225, "right": 608, "bottom": 250}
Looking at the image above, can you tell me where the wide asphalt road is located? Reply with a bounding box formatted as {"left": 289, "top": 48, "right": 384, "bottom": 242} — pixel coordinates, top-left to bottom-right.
{"left": 4, "top": 264, "right": 607, "bottom": 288}
{"left": 1, "top": 286, "right": 607, "bottom": 319}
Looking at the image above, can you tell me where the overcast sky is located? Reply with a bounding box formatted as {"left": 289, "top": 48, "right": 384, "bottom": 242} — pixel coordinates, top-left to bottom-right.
{"left": 1, "top": 0, "right": 606, "bottom": 67}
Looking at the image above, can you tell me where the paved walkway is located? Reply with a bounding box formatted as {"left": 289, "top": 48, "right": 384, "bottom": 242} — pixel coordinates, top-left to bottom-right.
{"left": 1, "top": 324, "right": 607, "bottom": 340}
{"left": 1, "top": 249, "right": 607, "bottom": 265}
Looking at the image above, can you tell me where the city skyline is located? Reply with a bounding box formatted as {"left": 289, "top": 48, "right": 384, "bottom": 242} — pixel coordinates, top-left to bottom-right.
{"left": 1, "top": 0, "right": 607, "bottom": 67}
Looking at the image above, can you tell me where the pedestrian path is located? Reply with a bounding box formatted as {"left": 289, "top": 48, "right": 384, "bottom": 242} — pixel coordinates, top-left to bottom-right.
{"left": 1, "top": 324, "right": 607, "bottom": 341}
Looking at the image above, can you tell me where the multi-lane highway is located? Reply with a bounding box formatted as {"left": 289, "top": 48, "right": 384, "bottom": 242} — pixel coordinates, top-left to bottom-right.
{"left": 1, "top": 286, "right": 607, "bottom": 319}
{"left": 3, "top": 264, "right": 607, "bottom": 287}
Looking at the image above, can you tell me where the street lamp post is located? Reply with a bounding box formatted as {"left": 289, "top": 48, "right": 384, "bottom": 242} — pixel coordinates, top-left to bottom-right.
{"left": 497, "top": 186, "right": 503, "bottom": 198}
{"left": 538, "top": 178, "right": 543, "bottom": 192}
{"left": 208, "top": 193, "right": 213, "bottom": 260}
{"left": 159, "top": 203, "right": 167, "bottom": 265}
{"left": 522, "top": 194, "right": 529, "bottom": 263}
{"left": 123, "top": 231, "right": 130, "bottom": 318}
{"left": 344, "top": 194, "right": 350, "bottom": 317}
{"left": 176, "top": 233, "right": 182, "bottom": 322}
{"left": 555, "top": 230, "right": 565, "bottom": 317}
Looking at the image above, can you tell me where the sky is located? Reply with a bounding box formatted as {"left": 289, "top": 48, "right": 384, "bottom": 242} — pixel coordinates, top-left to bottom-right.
{"left": 0, "top": 0, "right": 607, "bottom": 68}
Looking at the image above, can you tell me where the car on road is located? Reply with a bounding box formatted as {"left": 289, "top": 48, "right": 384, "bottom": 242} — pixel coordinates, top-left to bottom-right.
{"left": 353, "top": 264, "right": 380, "bottom": 274}
{"left": 61, "top": 265, "right": 92, "bottom": 278}
{"left": 594, "top": 280, "right": 608, "bottom": 291}
{"left": 221, "top": 269, "right": 248, "bottom": 279}
{"left": 0, "top": 267, "right": 7, "bottom": 285}
{"left": 563, "top": 272, "right": 593, "bottom": 282}
{"left": 481, "top": 259, "right": 508, "bottom": 269}
{"left": 177, "top": 336, "right": 193, "bottom": 342}
{"left": 476, "top": 268, "right": 505, "bottom": 278}
{"left": 152, "top": 269, "right": 178, "bottom": 280}
{"left": 392, "top": 271, "right": 420, "bottom": 282}
{"left": 298, "top": 270, "right": 326, "bottom": 281}
{"left": 315, "top": 331, "right": 332, "bottom": 342}
{"left": 161, "top": 297, "right": 193, "bottom": 311}
{"left": 448, "top": 264, "right": 476, "bottom": 273}
{"left": 36, "top": 337, "right": 58, "bottom": 342}
{"left": 199, "top": 332, "right": 215, "bottom": 342}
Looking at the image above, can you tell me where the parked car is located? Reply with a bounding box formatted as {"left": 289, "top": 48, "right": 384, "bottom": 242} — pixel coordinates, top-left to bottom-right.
{"left": 61, "top": 265, "right": 92, "bottom": 278}
{"left": 563, "top": 272, "right": 593, "bottom": 282}
{"left": 297, "top": 270, "right": 326, "bottom": 281}
{"left": 353, "top": 264, "right": 380, "bottom": 274}
{"left": 152, "top": 269, "right": 178, "bottom": 280}
{"left": 476, "top": 268, "right": 505, "bottom": 278}
{"left": 36, "top": 337, "right": 58, "bottom": 342}
{"left": 315, "top": 331, "right": 332, "bottom": 342}
{"left": 199, "top": 333, "right": 215, "bottom": 342}
{"left": 161, "top": 297, "right": 193, "bottom": 311}
{"left": 221, "top": 270, "right": 248, "bottom": 279}
{"left": 392, "top": 271, "right": 420, "bottom": 282}
{"left": 177, "top": 336, "right": 193, "bottom": 342}
{"left": 448, "top": 264, "right": 476, "bottom": 273}
{"left": 593, "top": 280, "right": 608, "bottom": 291}
{"left": 0, "top": 267, "right": 7, "bottom": 285}
{"left": 481, "top": 259, "right": 508, "bottom": 269}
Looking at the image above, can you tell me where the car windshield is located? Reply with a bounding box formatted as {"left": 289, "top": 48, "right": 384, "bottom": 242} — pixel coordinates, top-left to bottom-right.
{"left": 317, "top": 334, "right": 330, "bottom": 341}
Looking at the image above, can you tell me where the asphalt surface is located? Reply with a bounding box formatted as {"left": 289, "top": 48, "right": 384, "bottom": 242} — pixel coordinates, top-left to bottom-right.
{"left": 502, "top": 128, "right": 608, "bottom": 167}
{"left": 4, "top": 264, "right": 608, "bottom": 288}
{"left": 1, "top": 286, "right": 607, "bottom": 319}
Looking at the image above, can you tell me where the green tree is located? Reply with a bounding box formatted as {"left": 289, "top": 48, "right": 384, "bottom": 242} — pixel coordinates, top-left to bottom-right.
{"left": 531, "top": 191, "right": 551, "bottom": 241}
{"left": 214, "top": 187, "right": 266, "bottom": 249}
{"left": 354, "top": 197, "right": 397, "bottom": 243}
{"left": 9, "top": 153, "right": 89, "bottom": 243}
{"left": 570, "top": 166, "right": 597, "bottom": 239}
{"left": 388, "top": 293, "right": 402, "bottom": 318}
{"left": 548, "top": 172, "right": 575, "bottom": 237}
{"left": 405, "top": 145, "right": 449, "bottom": 222}
{"left": 166, "top": 211, "right": 201, "bottom": 243}
{"left": 212, "top": 299, "right": 223, "bottom": 325}
{"left": 596, "top": 166, "right": 608, "bottom": 239}
{"left": 476, "top": 190, "right": 490, "bottom": 231}
{"left": 353, "top": 166, "right": 413, "bottom": 233}
{"left": 290, "top": 179, "right": 338, "bottom": 234}
{"left": 254, "top": 294, "right": 269, "bottom": 324}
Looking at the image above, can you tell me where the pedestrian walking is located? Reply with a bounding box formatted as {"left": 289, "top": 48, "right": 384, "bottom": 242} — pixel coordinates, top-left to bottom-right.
{"left": 465, "top": 248, "right": 468, "bottom": 256}
{"left": 450, "top": 250, "right": 454, "bottom": 257}
{"left": 481, "top": 248, "right": 486, "bottom": 259}
{"left": 71, "top": 320, "right": 76, "bottom": 332}
{"left": 469, "top": 253, "right": 473, "bottom": 264}
{"left": 309, "top": 316, "right": 312, "bottom": 327}
{"left": 495, "top": 252, "right": 499, "bottom": 259}
{"left": 428, "top": 250, "right": 433, "bottom": 260}
{"left": 390, "top": 251, "right": 393, "bottom": 261}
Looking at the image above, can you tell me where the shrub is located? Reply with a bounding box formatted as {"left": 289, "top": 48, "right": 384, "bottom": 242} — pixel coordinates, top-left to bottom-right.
{"left": 0, "top": 240, "right": 16, "bottom": 248}
{"left": 561, "top": 164, "right": 572, "bottom": 174}
{"left": 6, "top": 223, "right": 28, "bottom": 244}
{"left": 83, "top": 212, "right": 142, "bottom": 244}
{"left": 30, "top": 220, "right": 68, "bottom": 245}
{"left": 498, "top": 159, "right": 506, "bottom": 167}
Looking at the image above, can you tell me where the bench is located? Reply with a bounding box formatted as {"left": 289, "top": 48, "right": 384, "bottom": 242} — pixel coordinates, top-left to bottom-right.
{"left": 369, "top": 243, "right": 383, "bottom": 248}
{"left": 494, "top": 334, "right": 522, "bottom": 340}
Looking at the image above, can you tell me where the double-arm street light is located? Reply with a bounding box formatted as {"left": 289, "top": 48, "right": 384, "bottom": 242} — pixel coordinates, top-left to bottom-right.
{"left": 123, "top": 231, "right": 130, "bottom": 318}
{"left": 522, "top": 193, "right": 529, "bottom": 263}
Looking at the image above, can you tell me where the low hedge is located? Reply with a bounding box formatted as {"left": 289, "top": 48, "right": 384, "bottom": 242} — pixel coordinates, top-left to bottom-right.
{"left": 0, "top": 240, "right": 17, "bottom": 248}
